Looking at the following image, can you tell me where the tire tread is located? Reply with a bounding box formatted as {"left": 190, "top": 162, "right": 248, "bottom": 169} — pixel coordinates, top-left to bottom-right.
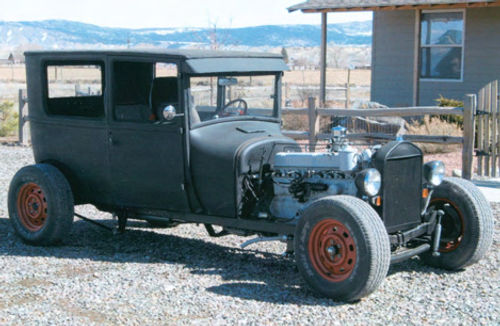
{"left": 8, "top": 163, "right": 74, "bottom": 245}
{"left": 441, "top": 178, "right": 493, "bottom": 267}
{"left": 295, "top": 195, "right": 390, "bottom": 301}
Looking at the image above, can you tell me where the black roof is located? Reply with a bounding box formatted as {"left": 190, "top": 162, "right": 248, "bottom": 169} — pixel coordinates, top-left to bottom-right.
{"left": 24, "top": 49, "right": 282, "bottom": 60}
{"left": 24, "top": 49, "right": 288, "bottom": 75}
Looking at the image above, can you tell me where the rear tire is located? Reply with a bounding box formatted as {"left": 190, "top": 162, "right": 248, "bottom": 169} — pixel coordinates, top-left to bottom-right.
{"left": 8, "top": 164, "right": 74, "bottom": 245}
{"left": 294, "top": 196, "right": 390, "bottom": 302}
{"left": 420, "top": 177, "right": 494, "bottom": 270}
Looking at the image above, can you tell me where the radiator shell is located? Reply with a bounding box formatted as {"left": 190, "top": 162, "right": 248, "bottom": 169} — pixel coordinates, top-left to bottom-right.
{"left": 373, "top": 141, "right": 423, "bottom": 233}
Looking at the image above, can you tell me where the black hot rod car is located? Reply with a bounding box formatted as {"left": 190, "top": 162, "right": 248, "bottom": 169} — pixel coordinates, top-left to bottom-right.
{"left": 8, "top": 50, "right": 493, "bottom": 301}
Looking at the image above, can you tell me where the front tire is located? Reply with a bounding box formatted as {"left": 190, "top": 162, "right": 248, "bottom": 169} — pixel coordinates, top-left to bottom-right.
{"left": 420, "top": 177, "right": 494, "bottom": 270}
{"left": 8, "top": 164, "right": 74, "bottom": 245}
{"left": 294, "top": 196, "right": 390, "bottom": 302}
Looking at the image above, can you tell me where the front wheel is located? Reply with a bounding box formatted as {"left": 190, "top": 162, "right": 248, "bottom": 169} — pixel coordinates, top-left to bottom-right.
{"left": 294, "top": 196, "right": 390, "bottom": 302}
{"left": 420, "top": 177, "right": 494, "bottom": 270}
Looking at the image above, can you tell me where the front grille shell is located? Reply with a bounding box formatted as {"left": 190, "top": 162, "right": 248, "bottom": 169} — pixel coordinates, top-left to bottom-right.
{"left": 373, "top": 141, "right": 423, "bottom": 233}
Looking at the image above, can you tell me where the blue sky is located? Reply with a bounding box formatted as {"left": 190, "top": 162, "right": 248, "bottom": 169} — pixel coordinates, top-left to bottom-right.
{"left": 0, "top": 0, "right": 372, "bottom": 29}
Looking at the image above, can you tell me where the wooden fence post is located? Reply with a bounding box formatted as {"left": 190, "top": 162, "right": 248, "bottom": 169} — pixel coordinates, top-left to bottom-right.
{"left": 345, "top": 68, "right": 351, "bottom": 109}
{"left": 308, "top": 97, "right": 319, "bottom": 152}
{"left": 477, "top": 87, "right": 484, "bottom": 176}
{"left": 492, "top": 80, "right": 498, "bottom": 177}
{"left": 18, "top": 89, "right": 25, "bottom": 145}
{"left": 485, "top": 84, "right": 491, "bottom": 176}
{"left": 462, "top": 94, "right": 476, "bottom": 180}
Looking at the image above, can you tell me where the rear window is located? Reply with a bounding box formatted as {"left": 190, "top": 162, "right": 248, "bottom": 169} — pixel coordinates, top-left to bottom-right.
{"left": 45, "top": 62, "right": 104, "bottom": 118}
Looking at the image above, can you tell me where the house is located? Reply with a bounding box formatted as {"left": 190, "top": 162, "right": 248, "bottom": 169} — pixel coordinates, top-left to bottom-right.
{"left": 288, "top": 0, "right": 500, "bottom": 107}
{"left": 10, "top": 52, "right": 25, "bottom": 64}
{"left": 0, "top": 52, "right": 14, "bottom": 65}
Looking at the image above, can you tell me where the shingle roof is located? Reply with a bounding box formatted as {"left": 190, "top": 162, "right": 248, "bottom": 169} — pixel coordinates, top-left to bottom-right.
{"left": 288, "top": 0, "right": 498, "bottom": 12}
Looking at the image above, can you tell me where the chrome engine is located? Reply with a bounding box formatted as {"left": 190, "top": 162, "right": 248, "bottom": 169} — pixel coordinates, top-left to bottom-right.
{"left": 270, "top": 127, "right": 374, "bottom": 220}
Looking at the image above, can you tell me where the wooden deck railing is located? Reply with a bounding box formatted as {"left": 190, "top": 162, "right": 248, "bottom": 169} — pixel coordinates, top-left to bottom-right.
{"left": 282, "top": 95, "right": 477, "bottom": 180}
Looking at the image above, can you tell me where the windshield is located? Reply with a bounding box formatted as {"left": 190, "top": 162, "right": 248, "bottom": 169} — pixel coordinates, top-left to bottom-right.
{"left": 188, "top": 75, "right": 278, "bottom": 127}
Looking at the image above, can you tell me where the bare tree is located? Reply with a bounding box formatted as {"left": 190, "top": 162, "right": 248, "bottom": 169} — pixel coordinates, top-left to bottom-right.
{"left": 281, "top": 47, "right": 289, "bottom": 64}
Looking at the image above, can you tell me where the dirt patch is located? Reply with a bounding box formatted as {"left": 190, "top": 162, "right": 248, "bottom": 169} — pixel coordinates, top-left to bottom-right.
{"left": 17, "top": 277, "right": 52, "bottom": 288}
{"left": 58, "top": 300, "right": 111, "bottom": 324}
{"left": 55, "top": 265, "right": 95, "bottom": 278}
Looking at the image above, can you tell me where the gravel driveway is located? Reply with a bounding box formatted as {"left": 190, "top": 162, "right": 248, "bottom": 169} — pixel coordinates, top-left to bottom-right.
{"left": 0, "top": 144, "right": 498, "bottom": 325}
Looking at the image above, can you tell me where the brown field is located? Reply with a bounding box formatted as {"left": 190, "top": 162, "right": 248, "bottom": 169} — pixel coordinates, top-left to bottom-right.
{"left": 283, "top": 68, "right": 370, "bottom": 86}
{"left": 0, "top": 65, "right": 371, "bottom": 105}
{"left": 0, "top": 65, "right": 26, "bottom": 82}
{"left": 0, "top": 65, "right": 371, "bottom": 84}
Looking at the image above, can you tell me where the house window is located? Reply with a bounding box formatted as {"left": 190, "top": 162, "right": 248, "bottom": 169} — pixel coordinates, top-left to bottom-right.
{"left": 420, "top": 11, "right": 464, "bottom": 80}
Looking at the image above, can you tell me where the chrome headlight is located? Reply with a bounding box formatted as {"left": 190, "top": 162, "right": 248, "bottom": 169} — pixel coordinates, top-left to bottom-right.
{"left": 424, "top": 161, "right": 445, "bottom": 186}
{"left": 355, "top": 168, "right": 382, "bottom": 197}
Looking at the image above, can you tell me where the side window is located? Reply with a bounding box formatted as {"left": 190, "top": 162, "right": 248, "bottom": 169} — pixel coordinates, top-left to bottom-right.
{"left": 156, "top": 63, "right": 178, "bottom": 77}
{"left": 113, "top": 61, "right": 179, "bottom": 122}
{"left": 45, "top": 62, "right": 104, "bottom": 118}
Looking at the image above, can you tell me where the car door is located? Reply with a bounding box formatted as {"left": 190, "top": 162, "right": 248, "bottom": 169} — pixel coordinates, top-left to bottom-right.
{"left": 31, "top": 57, "right": 113, "bottom": 207}
{"left": 106, "top": 57, "right": 189, "bottom": 211}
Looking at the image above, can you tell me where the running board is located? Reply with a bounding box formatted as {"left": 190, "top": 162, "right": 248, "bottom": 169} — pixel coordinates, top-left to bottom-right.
{"left": 390, "top": 244, "right": 431, "bottom": 264}
{"left": 75, "top": 213, "right": 115, "bottom": 231}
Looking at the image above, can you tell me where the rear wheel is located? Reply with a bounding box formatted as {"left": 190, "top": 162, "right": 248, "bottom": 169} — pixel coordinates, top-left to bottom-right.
{"left": 294, "top": 196, "right": 390, "bottom": 302}
{"left": 8, "top": 164, "right": 74, "bottom": 245}
{"left": 420, "top": 178, "right": 494, "bottom": 270}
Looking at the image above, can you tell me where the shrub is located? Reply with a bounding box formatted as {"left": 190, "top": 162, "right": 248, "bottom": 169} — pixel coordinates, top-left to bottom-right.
{"left": 0, "top": 102, "right": 18, "bottom": 137}
{"left": 406, "top": 116, "right": 462, "bottom": 154}
{"left": 282, "top": 114, "right": 331, "bottom": 133}
{"left": 282, "top": 114, "right": 308, "bottom": 131}
{"left": 436, "top": 95, "right": 464, "bottom": 126}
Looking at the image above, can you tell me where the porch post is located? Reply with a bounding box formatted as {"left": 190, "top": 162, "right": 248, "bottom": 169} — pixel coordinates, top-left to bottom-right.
{"left": 320, "top": 12, "right": 327, "bottom": 108}
{"left": 412, "top": 9, "right": 421, "bottom": 107}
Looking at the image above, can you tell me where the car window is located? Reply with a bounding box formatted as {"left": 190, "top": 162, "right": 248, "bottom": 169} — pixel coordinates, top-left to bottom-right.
{"left": 156, "top": 63, "right": 178, "bottom": 78}
{"left": 189, "top": 75, "right": 277, "bottom": 126}
{"left": 45, "top": 62, "right": 104, "bottom": 118}
{"left": 113, "top": 61, "right": 179, "bottom": 122}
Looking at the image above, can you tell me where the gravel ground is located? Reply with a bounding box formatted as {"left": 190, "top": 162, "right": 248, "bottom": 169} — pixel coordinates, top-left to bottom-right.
{"left": 0, "top": 144, "right": 498, "bottom": 325}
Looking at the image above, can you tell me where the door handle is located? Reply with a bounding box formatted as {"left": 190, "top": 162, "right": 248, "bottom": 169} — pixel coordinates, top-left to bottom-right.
{"left": 108, "top": 131, "right": 115, "bottom": 145}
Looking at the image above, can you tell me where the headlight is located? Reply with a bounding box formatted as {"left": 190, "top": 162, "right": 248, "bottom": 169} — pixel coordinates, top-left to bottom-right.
{"left": 355, "top": 168, "right": 381, "bottom": 197}
{"left": 424, "top": 161, "right": 445, "bottom": 186}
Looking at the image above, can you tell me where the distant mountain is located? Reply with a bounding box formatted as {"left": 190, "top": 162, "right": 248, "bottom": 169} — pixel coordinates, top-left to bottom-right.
{"left": 0, "top": 19, "right": 372, "bottom": 50}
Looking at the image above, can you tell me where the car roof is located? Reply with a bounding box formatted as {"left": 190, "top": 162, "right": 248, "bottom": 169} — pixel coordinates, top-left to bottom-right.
{"left": 24, "top": 49, "right": 282, "bottom": 60}
{"left": 25, "top": 49, "right": 289, "bottom": 74}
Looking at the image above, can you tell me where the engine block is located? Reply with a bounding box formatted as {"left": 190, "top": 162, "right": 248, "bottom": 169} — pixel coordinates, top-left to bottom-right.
{"left": 274, "top": 149, "right": 359, "bottom": 172}
{"left": 270, "top": 147, "right": 360, "bottom": 220}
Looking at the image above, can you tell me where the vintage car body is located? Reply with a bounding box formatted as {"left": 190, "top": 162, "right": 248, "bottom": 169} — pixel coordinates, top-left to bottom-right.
{"left": 8, "top": 50, "right": 493, "bottom": 301}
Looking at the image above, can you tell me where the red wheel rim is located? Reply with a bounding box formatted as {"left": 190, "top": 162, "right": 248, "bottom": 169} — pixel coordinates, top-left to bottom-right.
{"left": 308, "top": 219, "right": 357, "bottom": 282}
{"left": 430, "top": 198, "right": 465, "bottom": 253}
{"left": 16, "top": 183, "right": 48, "bottom": 232}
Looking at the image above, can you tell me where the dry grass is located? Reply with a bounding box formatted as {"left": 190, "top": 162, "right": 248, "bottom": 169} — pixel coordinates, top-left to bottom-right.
{"left": 0, "top": 64, "right": 371, "bottom": 86}
{"left": 0, "top": 65, "right": 25, "bottom": 82}
{"left": 406, "top": 116, "right": 462, "bottom": 154}
{"left": 282, "top": 114, "right": 332, "bottom": 134}
{"left": 283, "top": 68, "right": 371, "bottom": 86}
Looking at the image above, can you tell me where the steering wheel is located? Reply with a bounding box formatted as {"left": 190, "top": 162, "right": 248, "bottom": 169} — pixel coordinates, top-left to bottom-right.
{"left": 219, "top": 99, "right": 248, "bottom": 117}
